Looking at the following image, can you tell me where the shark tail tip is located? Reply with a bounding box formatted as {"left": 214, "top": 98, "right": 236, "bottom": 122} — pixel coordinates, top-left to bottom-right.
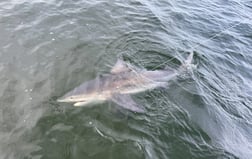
{"left": 180, "top": 52, "right": 197, "bottom": 70}
{"left": 184, "top": 52, "right": 194, "bottom": 65}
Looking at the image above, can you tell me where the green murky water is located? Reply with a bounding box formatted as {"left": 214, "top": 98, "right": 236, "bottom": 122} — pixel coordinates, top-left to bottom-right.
{"left": 0, "top": 0, "right": 252, "bottom": 158}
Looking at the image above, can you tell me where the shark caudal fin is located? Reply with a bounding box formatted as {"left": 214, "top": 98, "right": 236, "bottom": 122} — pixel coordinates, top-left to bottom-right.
{"left": 180, "top": 52, "right": 196, "bottom": 70}
{"left": 184, "top": 52, "right": 194, "bottom": 65}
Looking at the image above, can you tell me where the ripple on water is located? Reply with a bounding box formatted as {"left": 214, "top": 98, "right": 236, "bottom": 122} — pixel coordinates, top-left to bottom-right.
{"left": 0, "top": 0, "right": 252, "bottom": 159}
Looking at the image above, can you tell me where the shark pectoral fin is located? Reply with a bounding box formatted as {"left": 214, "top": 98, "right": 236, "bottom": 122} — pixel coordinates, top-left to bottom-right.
{"left": 110, "top": 59, "right": 131, "bottom": 74}
{"left": 111, "top": 94, "right": 145, "bottom": 113}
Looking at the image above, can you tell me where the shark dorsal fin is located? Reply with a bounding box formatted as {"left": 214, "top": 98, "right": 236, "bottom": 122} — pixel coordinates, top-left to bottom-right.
{"left": 110, "top": 59, "right": 131, "bottom": 74}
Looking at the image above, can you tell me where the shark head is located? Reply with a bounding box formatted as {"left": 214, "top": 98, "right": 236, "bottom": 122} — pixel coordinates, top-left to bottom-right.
{"left": 57, "top": 92, "right": 86, "bottom": 103}
{"left": 57, "top": 91, "right": 104, "bottom": 106}
{"left": 57, "top": 81, "right": 109, "bottom": 106}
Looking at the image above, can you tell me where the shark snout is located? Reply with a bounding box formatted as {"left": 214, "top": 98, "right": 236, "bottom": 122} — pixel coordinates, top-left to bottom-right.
{"left": 56, "top": 95, "right": 74, "bottom": 102}
{"left": 57, "top": 98, "right": 65, "bottom": 102}
{"left": 57, "top": 94, "right": 87, "bottom": 103}
{"left": 57, "top": 97, "right": 69, "bottom": 102}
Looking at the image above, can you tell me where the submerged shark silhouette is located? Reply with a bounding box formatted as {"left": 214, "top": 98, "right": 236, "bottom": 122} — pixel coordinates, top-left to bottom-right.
{"left": 57, "top": 52, "right": 194, "bottom": 112}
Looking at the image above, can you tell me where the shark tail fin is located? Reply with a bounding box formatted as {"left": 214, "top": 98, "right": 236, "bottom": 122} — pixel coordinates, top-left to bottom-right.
{"left": 184, "top": 52, "right": 194, "bottom": 65}
{"left": 180, "top": 52, "right": 196, "bottom": 70}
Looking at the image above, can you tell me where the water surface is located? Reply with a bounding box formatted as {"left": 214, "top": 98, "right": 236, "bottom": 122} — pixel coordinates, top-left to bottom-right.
{"left": 0, "top": 0, "right": 252, "bottom": 158}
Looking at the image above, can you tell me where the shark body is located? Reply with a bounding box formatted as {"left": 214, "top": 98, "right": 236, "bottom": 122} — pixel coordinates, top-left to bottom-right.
{"left": 57, "top": 52, "right": 194, "bottom": 112}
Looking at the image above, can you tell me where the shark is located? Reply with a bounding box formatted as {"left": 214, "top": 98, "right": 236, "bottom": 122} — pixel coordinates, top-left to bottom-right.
{"left": 57, "top": 52, "right": 194, "bottom": 112}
